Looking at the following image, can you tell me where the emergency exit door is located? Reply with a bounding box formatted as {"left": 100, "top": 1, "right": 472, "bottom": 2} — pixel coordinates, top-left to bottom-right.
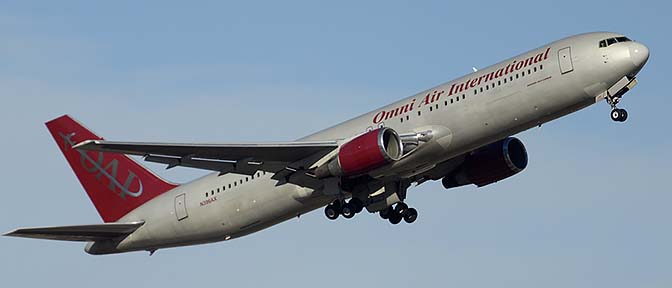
{"left": 558, "top": 47, "right": 574, "bottom": 74}
{"left": 175, "top": 193, "right": 188, "bottom": 221}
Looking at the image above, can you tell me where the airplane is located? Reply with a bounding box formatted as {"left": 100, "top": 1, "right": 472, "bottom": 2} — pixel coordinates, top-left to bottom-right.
{"left": 4, "top": 32, "right": 649, "bottom": 255}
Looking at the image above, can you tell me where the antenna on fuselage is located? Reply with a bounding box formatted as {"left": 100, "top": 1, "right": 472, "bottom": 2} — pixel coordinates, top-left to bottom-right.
{"left": 472, "top": 67, "right": 478, "bottom": 72}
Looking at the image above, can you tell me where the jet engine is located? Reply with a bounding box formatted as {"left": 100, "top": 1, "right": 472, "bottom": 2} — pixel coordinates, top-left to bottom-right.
{"left": 315, "top": 127, "right": 402, "bottom": 178}
{"left": 442, "top": 137, "right": 528, "bottom": 188}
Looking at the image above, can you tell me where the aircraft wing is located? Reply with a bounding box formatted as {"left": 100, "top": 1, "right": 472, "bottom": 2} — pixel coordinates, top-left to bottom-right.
{"left": 4, "top": 222, "right": 144, "bottom": 242}
{"left": 74, "top": 139, "right": 339, "bottom": 177}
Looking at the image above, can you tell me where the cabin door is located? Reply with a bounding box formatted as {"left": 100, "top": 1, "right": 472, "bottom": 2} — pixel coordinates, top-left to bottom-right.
{"left": 558, "top": 47, "right": 574, "bottom": 74}
{"left": 175, "top": 193, "right": 188, "bottom": 221}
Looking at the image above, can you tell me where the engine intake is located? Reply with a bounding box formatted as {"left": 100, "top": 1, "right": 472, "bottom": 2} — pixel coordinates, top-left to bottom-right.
{"left": 442, "top": 137, "right": 528, "bottom": 188}
{"left": 315, "top": 127, "right": 402, "bottom": 178}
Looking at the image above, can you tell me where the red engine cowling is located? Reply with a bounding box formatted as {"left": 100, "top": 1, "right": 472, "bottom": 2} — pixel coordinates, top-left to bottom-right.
{"left": 442, "top": 137, "right": 528, "bottom": 188}
{"left": 315, "top": 127, "right": 402, "bottom": 178}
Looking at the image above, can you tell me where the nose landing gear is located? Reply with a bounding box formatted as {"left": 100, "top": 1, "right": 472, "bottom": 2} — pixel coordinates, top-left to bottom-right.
{"left": 604, "top": 76, "right": 638, "bottom": 123}
{"left": 606, "top": 94, "right": 628, "bottom": 122}
{"left": 611, "top": 108, "right": 628, "bottom": 122}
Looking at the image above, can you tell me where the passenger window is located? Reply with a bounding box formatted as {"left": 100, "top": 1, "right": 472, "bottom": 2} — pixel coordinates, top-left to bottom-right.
{"left": 480, "top": 87, "right": 483, "bottom": 92}
{"left": 217, "top": 188, "right": 220, "bottom": 193}
{"left": 429, "top": 106, "right": 433, "bottom": 112}
{"left": 516, "top": 74, "right": 519, "bottom": 79}
{"left": 509, "top": 76, "right": 513, "bottom": 81}
{"left": 498, "top": 80, "right": 501, "bottom": 86}
{"left": 504, "top": 78, "right": 507, "bottom": 83}
{"left": 450, "top": 99, "right": 454, "bottom": 104}
{"left": 417, "top": 111, "right": 421, "bottom": 116}
{"left": 522, "top": 71, "right": 525, "bottom": 76}
{"left": 534, "top": 67, "right": 537, "bottom": 72}
{"left": 540, "top": 64, "right": 543, "bottom": 70}
{"left": 462, "top": 94, "right": 465, "bottom": 99}
{"left": 473, "top": 89, "right": 477, "bottom": 95}
{"left": 486, "top": 85, "right": 489, "bottom": 91}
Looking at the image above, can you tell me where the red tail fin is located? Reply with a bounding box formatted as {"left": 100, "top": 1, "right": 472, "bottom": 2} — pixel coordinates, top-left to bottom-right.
{"left": 46, "top": 115, "right": 177, "bottom": 222}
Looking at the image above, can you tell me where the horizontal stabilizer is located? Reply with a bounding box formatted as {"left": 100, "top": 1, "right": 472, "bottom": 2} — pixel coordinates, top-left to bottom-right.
{"left": 4, "top": 221, "right": 144, "bottom": 242}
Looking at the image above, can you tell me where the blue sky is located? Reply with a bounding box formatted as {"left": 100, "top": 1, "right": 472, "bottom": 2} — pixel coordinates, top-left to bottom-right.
{"left": 1, "top": 1, "right": 670, "bottom": 287}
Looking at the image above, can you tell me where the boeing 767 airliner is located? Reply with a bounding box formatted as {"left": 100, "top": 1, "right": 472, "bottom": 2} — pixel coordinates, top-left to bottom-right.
{"left": 5, "top": 32, "right": 649, "bottom": 255}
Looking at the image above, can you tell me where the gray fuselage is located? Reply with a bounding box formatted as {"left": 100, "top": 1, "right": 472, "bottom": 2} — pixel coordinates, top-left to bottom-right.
{"left": 86, "top": 32, "right": 648, "bottom": 254}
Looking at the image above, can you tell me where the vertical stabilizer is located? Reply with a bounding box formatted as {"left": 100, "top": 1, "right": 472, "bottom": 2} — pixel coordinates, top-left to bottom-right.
{"left": 45, "top": 115, "right": 177, "bottom": 222}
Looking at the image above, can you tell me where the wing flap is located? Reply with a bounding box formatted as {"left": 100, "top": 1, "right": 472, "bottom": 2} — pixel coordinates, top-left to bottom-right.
{"left": 4, "top": 221, "right": 144, "bottom": 242}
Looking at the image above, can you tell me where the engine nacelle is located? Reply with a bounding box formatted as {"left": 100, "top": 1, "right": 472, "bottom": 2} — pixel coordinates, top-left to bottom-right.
{"left": 442, "top": 137, "right": 528, "bottom": 188}
{"left": 315, "top": 127, "right": 402, "bottom": 178}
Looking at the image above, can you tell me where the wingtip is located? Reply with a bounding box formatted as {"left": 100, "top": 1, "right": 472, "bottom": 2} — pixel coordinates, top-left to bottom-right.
{"left": 72, "top": 139, "right": 97, "bottom": 150}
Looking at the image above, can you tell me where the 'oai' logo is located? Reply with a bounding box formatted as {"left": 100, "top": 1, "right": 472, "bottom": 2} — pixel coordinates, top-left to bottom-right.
{"left": 59, "top": 132, "right": 143, "bottom": 199}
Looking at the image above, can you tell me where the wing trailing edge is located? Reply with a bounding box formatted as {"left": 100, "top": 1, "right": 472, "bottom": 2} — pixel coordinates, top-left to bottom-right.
{"left": 4, "top": 221, "right": 144, "bottom": 242}
{"left": 73, "top": 139, "right": 338, "bottom": 163}
{"left": 73, "top": 139, "right": 339, "bottom": 180}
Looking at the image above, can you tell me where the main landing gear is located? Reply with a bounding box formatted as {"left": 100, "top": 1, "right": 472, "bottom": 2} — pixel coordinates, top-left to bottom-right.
{"left": 324, "top": 198, "right": 364, "bottom": 220}
{"left": 324, "top": 199, "right": 417, "bottom": 224}
{"left": 378, "top": 202, "right": 418, "bottom": 225}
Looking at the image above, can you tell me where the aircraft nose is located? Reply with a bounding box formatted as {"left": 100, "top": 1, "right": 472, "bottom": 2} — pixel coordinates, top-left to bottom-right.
{"left": 630, "top": 42, "right": 649, "bottom": 69}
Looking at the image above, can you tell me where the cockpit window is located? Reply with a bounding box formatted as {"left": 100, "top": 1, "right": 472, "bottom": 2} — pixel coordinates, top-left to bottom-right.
{"left": 599, "top": 36, "right": 632, "bottom": 48}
